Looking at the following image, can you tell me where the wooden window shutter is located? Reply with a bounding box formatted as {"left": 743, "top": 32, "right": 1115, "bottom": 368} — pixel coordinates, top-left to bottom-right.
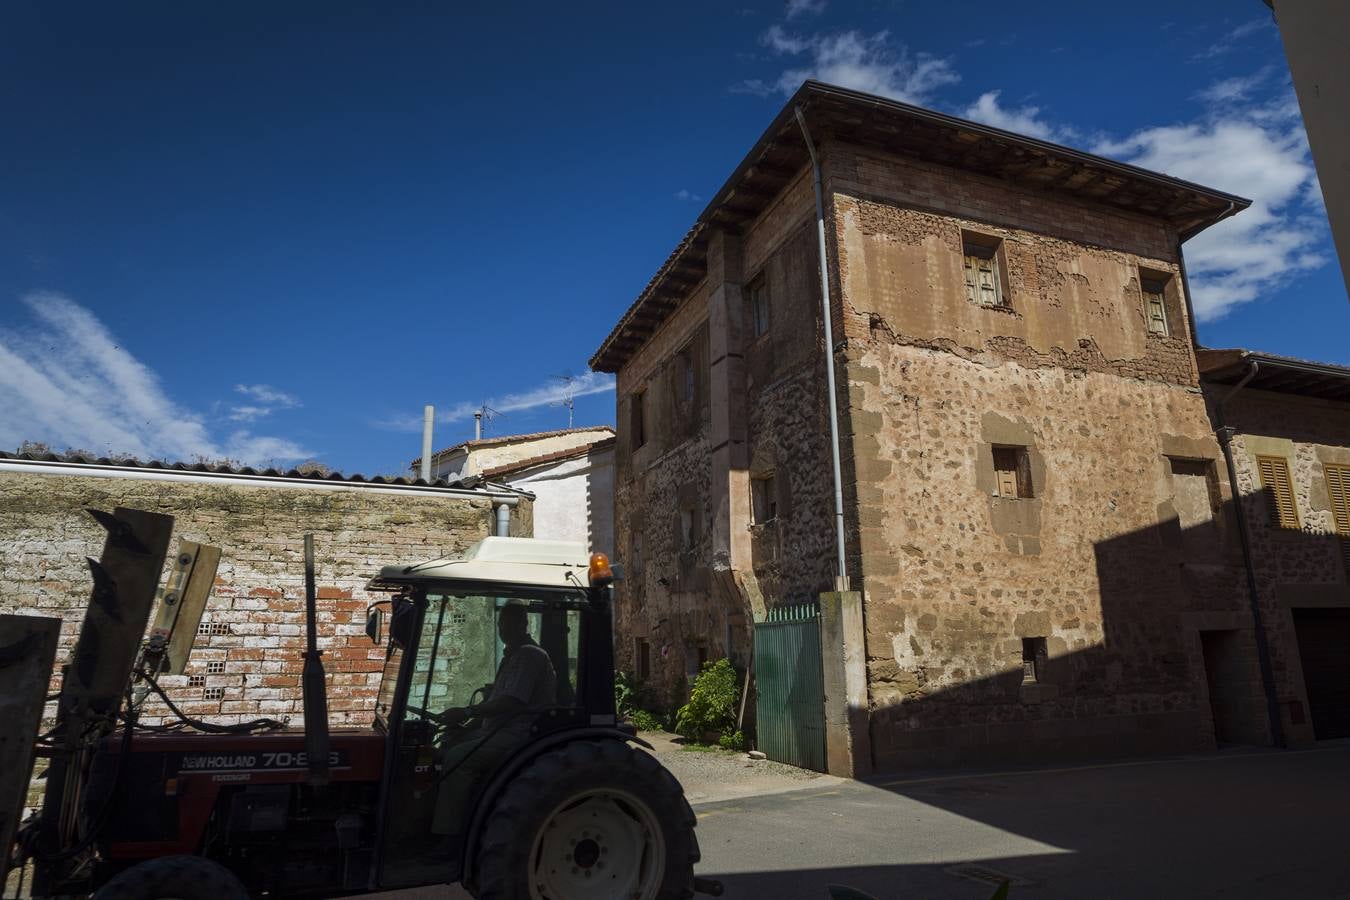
{"left": 1256, "top": 455, "right": 1299, "bottom": 529}
{"left": 1324, "top": 464, "right": 1350, "bottom": 567}
{"left": 977, "top": 256, "right": 999, "bottom": 306}
{"left": 993, "top": 447, "right": 1020, "bottom": 498}
{"left": 963, "top": 255, "right": 979, "bottom": 303}
{"left": 1146, "top": 290, "right": 1168, "bottom": 335}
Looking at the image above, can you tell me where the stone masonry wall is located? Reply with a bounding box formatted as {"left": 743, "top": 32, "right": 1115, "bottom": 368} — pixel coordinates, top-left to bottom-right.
{"left": 1217, "top": 388, "right": 1350, "bottom": 745}
{"left": 0, "top": 469, "right": 523, "bottom": 727}
{"left": 825, "top": 140, "right": 1245, "bottom": 766}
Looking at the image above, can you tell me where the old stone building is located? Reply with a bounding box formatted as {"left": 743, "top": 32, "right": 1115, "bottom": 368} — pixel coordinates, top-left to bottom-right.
{"left": 0, "top": 452, "right": 530, "bottom": 726}
{"left": 1198, "top": 349, "right": 1350, "bottom": 745}
{"left": 591, "top": 81, "right": 1275, "bottom": 770}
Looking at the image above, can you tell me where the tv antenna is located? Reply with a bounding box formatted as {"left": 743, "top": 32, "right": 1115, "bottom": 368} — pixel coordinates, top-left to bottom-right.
{"left": 552, "top": 374, "right": 577, "bottom": 429}
{"left": 474, "top": 404, "right": 502, "bottom": 440}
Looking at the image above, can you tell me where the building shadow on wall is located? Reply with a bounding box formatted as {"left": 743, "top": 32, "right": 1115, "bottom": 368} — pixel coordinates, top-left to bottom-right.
{"left": 711, "top": 491, "right": 1347, "bottom": 896}
{"left": 863, "top": 488, "right": 1343, "bottom": 771}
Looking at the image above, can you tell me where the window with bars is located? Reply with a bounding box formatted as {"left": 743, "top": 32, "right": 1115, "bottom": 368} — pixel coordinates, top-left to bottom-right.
{"left": 1323, "top": 463, "right": 1350, "bottom": 567}
{"left": 749, "top": 276, "right": 770, "bottom": 338}
{"left": 992, "top": 446, "right": 1033, "bottom": 498}
{"left": 1143, "top": 278, "right": 1170, "bottom": 336}
{"left": 962, "top": 235, "right": 1006, "bottom": 308}
{"left": 1256, "top": 455, "right": 1300, "bottom": 529}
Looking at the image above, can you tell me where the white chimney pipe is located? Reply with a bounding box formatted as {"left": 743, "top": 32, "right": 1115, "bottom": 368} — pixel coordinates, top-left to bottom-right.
{"left": 420, "top": 405, "right": 435, "bottom": 482}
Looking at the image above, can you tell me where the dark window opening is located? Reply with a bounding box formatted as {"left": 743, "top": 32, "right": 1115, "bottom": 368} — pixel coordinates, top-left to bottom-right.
{"left": 631, "top": 391, "right": 646, "bottom": 450}
{"left": 635, "top": 638, "right": 651, "bottom": 680}
{"left": 992, "top": 446, "right": 1033, "bottom": 498}
{"left": 678, "top": 347, "right": 695, "bottom": 403}
{"left": 751, "top": 473, "right": 778, "bottom": 523}
{"left": 749, "top": 276, "right": 770, "bottom": 338}
{"left": 1022, "top": 637, "right": 1047, "bottom": 683}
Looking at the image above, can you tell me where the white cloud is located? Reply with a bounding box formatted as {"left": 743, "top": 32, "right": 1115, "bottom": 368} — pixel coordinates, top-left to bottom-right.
{"left": 375, "top": 372, "right": 616, "bottom": 433}
{"left": 1193, "top": 67, "right": 1273, "bottom": 104}
{"left": 737, "top": 26, "right": 959, "bottom": 104}
{"left": 1094, "top": 89, "right": 1324, "bottom": 321}
{"left": 1192, "top": 18, "right": 1275, "bottom": 61}
{"left": 962, "top": 91, "right": 1074, "bottom": 143}
{"left": 675, "top": 188, "right": 703, "bottom": 202}
{"left": 235, "top": 383, "right": 300, "bottom": 407}
{"left": 784, "top": 0, "right": 825, "bottom": 19}
{"left": 0, "top": 293, "right": 312, "bottom": 464}
{"left": 229, "top": 382, "right": 300, "bottom": 422}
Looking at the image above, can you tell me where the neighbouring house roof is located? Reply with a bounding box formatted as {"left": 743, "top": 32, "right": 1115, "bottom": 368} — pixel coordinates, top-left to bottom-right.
{"left": 589, "top": 80, "right": 1251, "bottom": 374}
{"left": 1197, "top": 348, "right": 1350, "bottom": 402}
{"left": 478, "top": 437, "right": 616, "bottom": 480}
{"left": 412, "top": 426, "right": 616, "bottom": 468}
{"left": 0, "top": 451, "right": 532, "bottom": 499}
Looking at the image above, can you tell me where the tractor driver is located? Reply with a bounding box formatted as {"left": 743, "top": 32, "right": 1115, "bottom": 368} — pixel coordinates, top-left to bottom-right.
{"left": 429, "top": 601, "right": 556, "bottom": 843}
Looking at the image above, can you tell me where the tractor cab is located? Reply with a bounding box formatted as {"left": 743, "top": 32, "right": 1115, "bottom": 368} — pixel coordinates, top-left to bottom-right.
{"left": 362, "top": 537, "right": 622, "bottom": 889}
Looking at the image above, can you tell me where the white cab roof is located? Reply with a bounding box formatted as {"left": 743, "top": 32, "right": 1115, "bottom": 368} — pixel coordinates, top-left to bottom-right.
{"left": 369, "top": 536, "right": 591, "bottom": 591}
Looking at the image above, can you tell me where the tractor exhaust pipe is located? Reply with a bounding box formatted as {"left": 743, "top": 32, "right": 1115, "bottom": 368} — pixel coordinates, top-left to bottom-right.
{"left": 301, "top": 533, "right": 331, "bottom": 787}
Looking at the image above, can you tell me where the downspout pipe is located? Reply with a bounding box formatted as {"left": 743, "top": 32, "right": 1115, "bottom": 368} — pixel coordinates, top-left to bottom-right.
{"left": 795, "top": 105, "right": 850, "bottom": 591}
{"left": 495, "top": 501, "right": 511, "bottom": 537}
{"left": 1213, "top": 360, "right": 1286, "bottom": 748}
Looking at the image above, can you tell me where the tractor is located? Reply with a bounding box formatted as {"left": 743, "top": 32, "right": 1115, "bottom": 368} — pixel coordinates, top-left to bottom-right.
{"left": 1, "top": 507, "right": 718, "bottom": 899}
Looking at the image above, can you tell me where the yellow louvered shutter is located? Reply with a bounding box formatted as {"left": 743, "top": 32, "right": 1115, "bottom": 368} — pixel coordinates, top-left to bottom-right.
{"left": 1257, "top": 456, "right": 1300, "bottom": 529}
{"left": 1324, "top": 464, "right": 1350, "bottom": 568}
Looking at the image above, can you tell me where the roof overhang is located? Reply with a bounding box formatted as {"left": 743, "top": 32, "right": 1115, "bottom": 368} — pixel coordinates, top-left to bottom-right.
{"left": 590, "top": 80, "right": 1251, "bottom": 374}
{"left": 1198, "top": 348, "right": 1350, "bottom": 402}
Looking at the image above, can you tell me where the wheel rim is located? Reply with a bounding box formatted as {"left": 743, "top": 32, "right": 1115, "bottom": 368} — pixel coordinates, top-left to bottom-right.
{"left": 529, "top": 788, "right": 666, "bottom": 900}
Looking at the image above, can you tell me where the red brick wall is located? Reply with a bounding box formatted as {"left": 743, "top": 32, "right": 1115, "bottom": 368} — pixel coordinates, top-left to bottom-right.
{"left": 0, "top": 468, "right": 522, "bottom": 727}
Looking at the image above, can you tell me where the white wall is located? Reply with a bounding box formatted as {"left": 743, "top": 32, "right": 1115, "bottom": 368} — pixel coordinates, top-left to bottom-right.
{"left": 505, "top": 447, "right": 614, "bottom": 556}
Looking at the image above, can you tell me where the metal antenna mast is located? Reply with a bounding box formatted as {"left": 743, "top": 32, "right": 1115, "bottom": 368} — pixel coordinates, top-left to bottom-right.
{"left": 552, "top": 374, "right": 577, "bottom": 429}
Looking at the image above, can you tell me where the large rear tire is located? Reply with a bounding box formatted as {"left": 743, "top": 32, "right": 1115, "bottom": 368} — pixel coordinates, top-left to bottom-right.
{"left": 94, "top": 855, "right": 249, "bottom": 900}
{"left": 474, "top": 739, "right": 698, "bottom": 900}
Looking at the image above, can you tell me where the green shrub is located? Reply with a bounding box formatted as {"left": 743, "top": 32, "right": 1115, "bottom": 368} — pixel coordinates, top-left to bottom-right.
{"left": 615, "top": 671, "right": 666, "bottom": 732}
{"left": 717, "top": 729, "right": 748, "bottom": 751}
{"left": 675, "top": 658, "right": 740, "bottom": 742}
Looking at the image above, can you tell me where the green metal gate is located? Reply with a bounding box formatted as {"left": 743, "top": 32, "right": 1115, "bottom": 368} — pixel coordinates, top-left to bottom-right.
{"left": 753, "top": 602, "right": 826, "bottom": 772}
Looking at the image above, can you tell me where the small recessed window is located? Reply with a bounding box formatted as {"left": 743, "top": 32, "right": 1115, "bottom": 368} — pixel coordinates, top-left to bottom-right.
{"left": 631, "top": 391, "right": 647, "bottom": 450}
{"left": 1022, "top": 637, "right": 1047, "bottom": 683}
{"left": 962, "top": 233, "right": 1007, "bottom": 308}
{"left": 1143, "top": 278, "right": 1170, "bottom": 336}
{"left": 635, "top": 638, "right": 651, "bottom": 680}
{"left": 631, "top": 532, "right": 644, "bottom": 575}
{"left": 992, "top": 446, "right": 1033, "bottom": 498}
{"left": 678, "top": 347, "right": 695, "bottom": 402}
{"left": 749, "top": 276, "right": 770, "bottom": 338}
{"left": 680, "top": 506, "right": 697, "bottom": 550}
{"left": 751, "top": 473, "right": 778, "bottom": 524}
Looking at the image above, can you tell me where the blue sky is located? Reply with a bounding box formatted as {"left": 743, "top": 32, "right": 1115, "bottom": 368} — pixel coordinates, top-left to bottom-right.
{"left": 1, "top": 1, "right": 1343, "bottom": 474}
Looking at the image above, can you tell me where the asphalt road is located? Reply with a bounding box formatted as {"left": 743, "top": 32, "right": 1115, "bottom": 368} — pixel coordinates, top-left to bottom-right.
{"left": 693, "top": 742, "right": 1350, "bottom": 900}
